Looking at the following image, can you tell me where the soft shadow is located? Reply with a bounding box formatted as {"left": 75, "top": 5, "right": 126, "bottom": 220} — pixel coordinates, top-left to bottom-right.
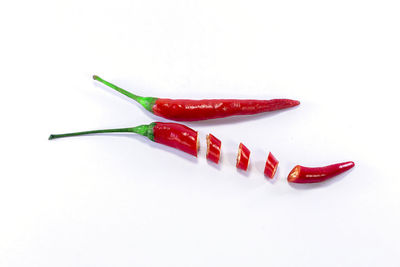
{"left": 288, "top": 168, "right": 355, "bottom": 190}
{"left": 206, "top": 159, "right": 222, "bottom": 171}
{"left": 266, "top": 168, "right": 279, "bottom": 184}
{"left": 224, "top": 152, "right": 237, "bottom": 167}
{"left": 237, "top": 162, "right": 251, "bottom": 177}
{"left": 255, "top": 160, "right": 265, "bottom": 174}
{"left": 66, "top": 132, "right": 199, "bottom": 164}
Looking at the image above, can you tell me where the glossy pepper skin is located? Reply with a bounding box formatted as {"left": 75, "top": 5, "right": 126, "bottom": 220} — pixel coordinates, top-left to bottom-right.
{"left": 236, "top": 143, "right": 250, "bottom": 171}
{"left": 93, "top": 75, "right": 300, "bottom": 121}
{"left": 153, "top": 122, "right": 198, "bottom": 157}
{"left": 49, "top": 122, "right": 199, "bottom": 157}
{"left": 287, "top": 161, "right": 355, "bottom": 183}
{"left": 264, "top": 152, "right": 279, "bottom": 179}
{"left": 206, "top": 133, "right": 221, "bottom": 164}
{"left": 152, "top": 98, "right": 300, "bottom": 121}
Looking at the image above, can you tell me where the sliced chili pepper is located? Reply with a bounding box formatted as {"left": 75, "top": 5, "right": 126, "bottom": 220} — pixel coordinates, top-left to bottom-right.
{"left": 206, "top": 133, "right": 221, "bottom": 164}
{"left": 49, "top": 122, "right": 199, "bottom": 157}
{"left": 264, "top": 152, "right": 279, "bottom": 179}
{"left": 236, "top": 143, "right": 250, "bottom": 171}
{"left": 93, "top": 75, "right": 300, "bottom": 121}
{"left": 287, "top": 161, "right": 355, "bottom": 183}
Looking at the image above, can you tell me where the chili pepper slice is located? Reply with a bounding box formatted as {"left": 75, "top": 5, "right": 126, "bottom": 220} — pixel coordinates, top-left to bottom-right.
{"left": 206, "top": 133, "right": 221, "bottom": 164}
{"left": 93, "top": 75, "right": 300, "bottom": 121}
{"left": 49, "top": 122, "right": 199, "bottom": 157}
{"left": 236, "top": 143, "right": 250, "bottom": 171}
{"left": 264, "top": 152, "right": 279, "bottom": 179}
{"left": 287, "top": 161, "right": 355, "bottom": 183}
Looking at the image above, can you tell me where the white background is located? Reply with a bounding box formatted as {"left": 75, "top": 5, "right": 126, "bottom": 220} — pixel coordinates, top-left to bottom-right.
{"left": 1, "top": 0, "right": 399, "bottom": 266}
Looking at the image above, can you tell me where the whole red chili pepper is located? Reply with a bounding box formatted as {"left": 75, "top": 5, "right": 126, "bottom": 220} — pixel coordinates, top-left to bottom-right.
{"left": 287, "top": 161, "right": 355, "bottom": 183}
{"left": 49, "top": 122, "right": 199, "bottom": 157}
{"left": 93, "top": 75, "right": 300, "bottom": 121}
{"left": 264, "top": 152, "right": 279, "bottom": 179}
{"left": 236, "top": 143, "right": 250, "bottom": 171}
{"left": 206, "top": 133, "right": 222, "bottom": 164}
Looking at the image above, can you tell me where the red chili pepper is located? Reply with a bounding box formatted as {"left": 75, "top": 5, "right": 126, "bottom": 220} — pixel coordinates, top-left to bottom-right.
{"left": 287, "top": 161, "right": 355, "bottom": 183}
{"left": 264, "top": 152, "right": 279, "bottom": 179}
{"left": 206, "top": 133, "right": 221, "bottom": 164}
{"left": 49, "top": 122, "right": 199, "bottom": 157}
{"left": 93, "top": 75, "right": 300, "bottom": 121}
{"left": 236, "top": 143, "right": 250, "bottom": 171}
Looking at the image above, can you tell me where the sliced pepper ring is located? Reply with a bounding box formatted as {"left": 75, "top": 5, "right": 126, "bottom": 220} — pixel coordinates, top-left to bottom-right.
{"left": 206, "top": 133, "right": 221, "bottom": 164}
{"left": 236, "top": 143, "right": 250, "bottom": 171}
{"left": 264, "top": 152, "right": 279, "bottom": 179}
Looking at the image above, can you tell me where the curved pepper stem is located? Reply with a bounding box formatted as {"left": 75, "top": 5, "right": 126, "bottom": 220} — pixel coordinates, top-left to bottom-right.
{"left": 93, "top": 75, "right": 156, "bottom": 112}
{"left": 49, "top": 123, "right": 155, "bottom": 141}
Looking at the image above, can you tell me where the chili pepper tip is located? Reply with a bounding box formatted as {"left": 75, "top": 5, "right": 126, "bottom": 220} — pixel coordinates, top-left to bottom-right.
{"left": 48, "top": 135, "right": 55, "bottom": 140}
{"left": 288, "top": 161, "right": 355, "bottom": 183}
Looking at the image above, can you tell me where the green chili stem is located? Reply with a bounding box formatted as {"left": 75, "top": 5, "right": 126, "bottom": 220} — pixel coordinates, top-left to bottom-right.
{"left": 93, "top": 75, "right": 156, "bottom": 112}
{"left": 49, "top": 123, "right": 155, "bottom": 141}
